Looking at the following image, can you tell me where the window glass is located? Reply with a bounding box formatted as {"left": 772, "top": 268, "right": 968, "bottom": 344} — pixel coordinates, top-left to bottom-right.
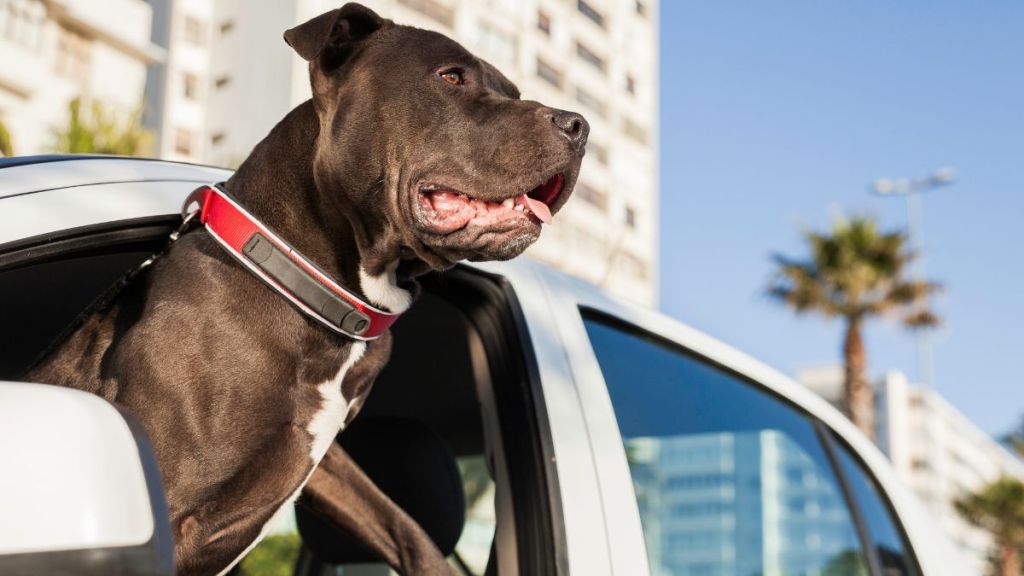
{"left": 455, "top": 455, "right": 497, "bottom": 574}
{"left": 834, "top": 439, "right": 921, "bottom": 576}
{"left": 583, "top": 316, "right": 870, "bottom": 576}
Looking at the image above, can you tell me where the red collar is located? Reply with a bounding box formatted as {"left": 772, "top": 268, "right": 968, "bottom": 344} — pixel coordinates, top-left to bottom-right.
{"left": 180, "top": 185, "right": 402, "bottom": 340}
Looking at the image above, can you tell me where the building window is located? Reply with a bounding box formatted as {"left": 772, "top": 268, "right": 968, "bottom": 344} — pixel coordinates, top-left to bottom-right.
{"left": 219, "top": 19, "right": 235, "bottom": 36}
{"left": 575, "top": 181, "right": 607, "bottom": 210}
{"left": 626, "top": 74, "right": 636, "bottom": 95}
{"left": 214, "top": 75, "right": 231, "bottom": 90}
{"left": 537, "top": 10, "right": 550, "bottom": 35}
{"left": 397, "top": 0, "right": 455, "bottom": 28}
{"left": 54, "top": 26, "right": 91, "bottom": 85}
{"left": 536, "top": 58, "right": 562, "bottom": 88}
{"left": 623, "top": 117, "right": 648, "bottom": 144}
{"left": 573, "top": 85, "right": 606, "bottom": 116}
{"left": 635, "top": 0, "right": 647, "bottom": 17}
{"left": 3, "top": 0, "right": 45, "bottom": 52}
{"left": 174, "top": 128, "right": 193, "bottom": 156}
{"left": 183, "top": 72, "right": 199, "bottom": 100}
{"left": 474, "top": 21, "right": 515, "bottom": 65}
{"left": 576, "top": 41, "right": 606, "bottom": 73}
{"left": 625, "top": 206, "right": 636, "bottom": 229}
{"left": 183, "top": 16, "right": 205, "bottom": 45}
{"left": 577, "top": 0, "right": 604, "bottom": 28}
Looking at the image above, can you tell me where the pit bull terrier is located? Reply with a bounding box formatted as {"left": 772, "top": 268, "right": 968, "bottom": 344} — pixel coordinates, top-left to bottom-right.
{"left": 27, "top": 3, "right": 587, "bottom": 575}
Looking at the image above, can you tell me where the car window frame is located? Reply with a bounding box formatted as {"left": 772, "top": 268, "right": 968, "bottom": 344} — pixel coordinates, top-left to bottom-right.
{"left": 582, "top": 308, "right": 893, "bottom": 574}
{"left": 515, "top": 261, "right": 938, "bottom": 576}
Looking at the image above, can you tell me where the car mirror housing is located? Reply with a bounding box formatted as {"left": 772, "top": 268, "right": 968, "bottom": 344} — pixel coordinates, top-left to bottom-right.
{"left": 0, "top": 382, "right": 174, "bottom": 575}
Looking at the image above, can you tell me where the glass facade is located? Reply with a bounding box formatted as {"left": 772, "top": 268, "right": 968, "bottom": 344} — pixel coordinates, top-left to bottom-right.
{"left": 584, "top": 316, "right": 876, "bottom": 576}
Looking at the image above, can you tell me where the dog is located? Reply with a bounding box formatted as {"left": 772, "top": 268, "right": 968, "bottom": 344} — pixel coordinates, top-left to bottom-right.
{"left": 26, "top": 3, "right": 587, "bottom": 575}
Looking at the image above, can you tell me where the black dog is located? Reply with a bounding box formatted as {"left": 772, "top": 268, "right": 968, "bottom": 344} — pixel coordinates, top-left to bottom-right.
{"left": 27, "top": 3, "right": 587, "bottom": 575}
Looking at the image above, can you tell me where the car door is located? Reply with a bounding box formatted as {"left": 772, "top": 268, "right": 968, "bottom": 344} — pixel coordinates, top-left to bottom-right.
{"left": 521, "top": 266, "right": 960, "bottom": 576}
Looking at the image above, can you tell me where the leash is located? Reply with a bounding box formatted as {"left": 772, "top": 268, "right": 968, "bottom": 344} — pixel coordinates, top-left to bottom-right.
{"left": 178, "top": 184, "right": 401, "bottom": 340}
{"left": 19, "top": 206, "right": 205, "bottom": 378}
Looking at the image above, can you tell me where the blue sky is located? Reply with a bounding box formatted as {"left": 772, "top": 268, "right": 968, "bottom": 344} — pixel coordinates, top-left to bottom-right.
{"left": 658, "top": 1, "right": 1023, "bottom": 436}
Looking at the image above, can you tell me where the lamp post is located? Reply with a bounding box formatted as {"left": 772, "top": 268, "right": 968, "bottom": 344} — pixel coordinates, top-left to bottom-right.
{"left": 870, "top": 167, "right": 955, "bottom": 388}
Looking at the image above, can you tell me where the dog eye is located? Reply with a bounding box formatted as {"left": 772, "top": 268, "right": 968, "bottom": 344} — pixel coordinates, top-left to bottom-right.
{"left": 439, "top": 69, "right": 465, "bottom": 86}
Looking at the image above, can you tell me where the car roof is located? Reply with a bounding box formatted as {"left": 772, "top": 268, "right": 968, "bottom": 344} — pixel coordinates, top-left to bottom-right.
{"left": 0, "top": 155, "right": 232, "bottom": 199}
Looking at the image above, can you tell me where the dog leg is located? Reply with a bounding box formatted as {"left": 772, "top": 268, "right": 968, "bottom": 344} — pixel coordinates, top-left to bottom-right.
{"left": 172, "top": 429, "right": 316, "bottom": 576}
{"left": 301, "top": 443, "right": 454, "bottom": 575}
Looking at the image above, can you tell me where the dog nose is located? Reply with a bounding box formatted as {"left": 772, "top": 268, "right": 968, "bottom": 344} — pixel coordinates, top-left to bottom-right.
{"left": 551, "top": 111, "right": 589, "bottom": 149}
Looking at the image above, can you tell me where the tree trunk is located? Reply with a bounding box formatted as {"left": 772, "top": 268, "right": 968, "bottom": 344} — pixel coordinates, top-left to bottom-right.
{"left": 999, "top": 540, "right": 1020, "bottom": 576}
{"left": 842, "top": 317, "right": 874, "bottom": 439}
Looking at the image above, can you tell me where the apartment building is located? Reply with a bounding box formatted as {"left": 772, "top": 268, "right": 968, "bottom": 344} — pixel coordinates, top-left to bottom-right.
{"left": 799, "top": 366, "right": 1024, "bottom": 575}
{"left": 0, "top": 0, "right": 161, "bottom": 155}
{"left": 146, "top": 0, "right": 659, "bottom": 306}
{"left": 144, "top": 0, "right": 213, "bottom": 162}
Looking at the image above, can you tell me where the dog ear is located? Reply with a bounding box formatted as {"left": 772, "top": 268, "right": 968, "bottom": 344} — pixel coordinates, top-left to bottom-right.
{"left": 284, "top": 3, "right": 386, "bottom": 62}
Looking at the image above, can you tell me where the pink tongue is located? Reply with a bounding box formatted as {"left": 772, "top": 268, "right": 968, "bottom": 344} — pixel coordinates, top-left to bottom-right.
{"left": 518, "top": 194, "right": 553, "bottom": 224}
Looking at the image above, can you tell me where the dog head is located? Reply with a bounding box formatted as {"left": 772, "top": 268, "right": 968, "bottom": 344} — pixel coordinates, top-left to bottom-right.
{"left": 285, "top": 3, "right": 588, "bottom": 271}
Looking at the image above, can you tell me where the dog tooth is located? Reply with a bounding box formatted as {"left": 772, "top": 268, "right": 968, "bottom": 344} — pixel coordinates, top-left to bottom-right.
{"left": 502, "top": 198, "right": 514, "bottom": 209}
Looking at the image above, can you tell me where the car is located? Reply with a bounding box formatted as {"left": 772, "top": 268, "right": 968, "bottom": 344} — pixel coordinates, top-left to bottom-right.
{"left": 0, "top": 155, "right": 966, "bottom": 576}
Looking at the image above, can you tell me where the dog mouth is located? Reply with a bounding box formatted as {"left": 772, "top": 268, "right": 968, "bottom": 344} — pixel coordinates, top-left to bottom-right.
{"left": 416, "top": 173, "right": 565, "bottom": 233}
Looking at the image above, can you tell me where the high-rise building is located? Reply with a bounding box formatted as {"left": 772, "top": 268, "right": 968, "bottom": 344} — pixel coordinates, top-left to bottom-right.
{"left": 0, "top": 0, "right": 162, "bottom": 155}
{"left": 145, "top": 0, "right": 659, "bottom": 306}
{"left": 798, "top": 367, "right": 1024, "bottom": 575}
{"left": 144, "top": 0, "right": 214, "bottom": 162}
{"left": 629, "top": 432, "right": 860, "bottom": 576}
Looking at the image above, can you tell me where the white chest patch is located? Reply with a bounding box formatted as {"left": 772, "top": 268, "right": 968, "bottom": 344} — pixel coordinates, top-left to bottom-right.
{"left": 306, "top": 342, "right": 367, "bottom": 461}
{"left": 216, "top": 342, "right": 367, "bottom": 576}
{"left": 359, "top": 262, "right": 412, "bottom": 314}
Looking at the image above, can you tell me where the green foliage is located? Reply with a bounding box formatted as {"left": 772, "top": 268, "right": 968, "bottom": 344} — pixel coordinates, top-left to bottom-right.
{"left": 0, "top": 118, "right": 12, "bottom": 157}
{"left": 238, "top": 532, "right": 301, "bottom": 576}
{"left": 821, "top": 549, "right": 871, "bottom": 576}
{"left": 768, "top": 215, "right": 940, "bottom": 326}
{"left": 955, "top": 477, "right": 1024, "bottom": 576}
{"left": 1004, "top": 417, "right": 1024, "bottom": 458}
{"left": 51, "top": 97, "right": 151, "bottom": 156}
{"left": 457, "top": 456, "right": 492, "bottom": 509}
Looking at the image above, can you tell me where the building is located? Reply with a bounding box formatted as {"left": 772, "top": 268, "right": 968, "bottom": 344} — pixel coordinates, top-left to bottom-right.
{"left": 0, "top": 0, "right": 162, "bottom": 155}
{"left": 798, "top": 366, "right": 1024, "bottom": 575}
{"left": 629, "top": 433, "right": 862, "bottom": 576}
{"left": 144, "top": 0, "right": 213, "bottom": 162}
{"left": 145, "top": 0, "right": 659, "bottom": 306}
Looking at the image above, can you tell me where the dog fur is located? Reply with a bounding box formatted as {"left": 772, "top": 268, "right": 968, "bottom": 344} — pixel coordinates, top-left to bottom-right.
{"left": 27, "top": 4, "right": 587, "bottom": 574}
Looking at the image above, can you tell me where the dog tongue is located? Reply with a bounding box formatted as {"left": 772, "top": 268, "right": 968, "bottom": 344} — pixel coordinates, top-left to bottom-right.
{"left": 517, "top": 193, "right": 552, "bottom": 224}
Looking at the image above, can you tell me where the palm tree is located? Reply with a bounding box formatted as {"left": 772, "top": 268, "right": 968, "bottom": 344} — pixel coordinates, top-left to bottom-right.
{"left": 955, "top": 477, "right": 1024, "bottom": 576}
{"left": 0, "top": 118, "right": 13, "bottom": 157}
{"left": 52, "top": 97, "right": 151, "bottom": 156}
{"left": 1004, "top": 417, "right": 1024, "bottom": 458}
{"left": 767, "top": 215, "right": 940, "bottom": 438}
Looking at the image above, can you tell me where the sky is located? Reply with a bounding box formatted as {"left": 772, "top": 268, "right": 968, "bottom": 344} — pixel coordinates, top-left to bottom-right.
{"left": 658, "top": 1, "right": 1024, "bottom": 437}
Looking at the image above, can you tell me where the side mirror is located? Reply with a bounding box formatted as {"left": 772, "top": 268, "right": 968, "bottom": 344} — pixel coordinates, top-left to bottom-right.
{"left": 0, "top": 382, "right": 174, "bottom": 575}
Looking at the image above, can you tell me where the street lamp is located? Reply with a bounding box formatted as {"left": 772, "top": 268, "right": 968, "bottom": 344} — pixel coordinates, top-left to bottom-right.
{"left": 870, "top": 167, "right": 955, "bottom": 389}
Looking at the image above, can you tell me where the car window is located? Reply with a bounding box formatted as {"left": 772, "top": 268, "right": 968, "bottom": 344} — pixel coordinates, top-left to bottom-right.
{"left": 833, "top": 438, "right": 921, "bottom": 576}
{"left": 583, "top": 314, "right": 871, "bottom": 576}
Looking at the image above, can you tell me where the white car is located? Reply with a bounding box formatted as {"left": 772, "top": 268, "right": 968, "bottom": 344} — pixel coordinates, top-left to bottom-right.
{"left": 0, "top": 156, "right": 965, "bottom": 575}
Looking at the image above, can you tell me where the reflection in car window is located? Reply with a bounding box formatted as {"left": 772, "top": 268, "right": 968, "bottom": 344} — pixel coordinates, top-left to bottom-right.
{"left": 583, "top": 316, "right": 870, "bottom": 575}
{"left": 834, "top": 439, "right": 921, "bottom": 576}
{"left": 455, "top": 455, "right": 497, "bottom": 574}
